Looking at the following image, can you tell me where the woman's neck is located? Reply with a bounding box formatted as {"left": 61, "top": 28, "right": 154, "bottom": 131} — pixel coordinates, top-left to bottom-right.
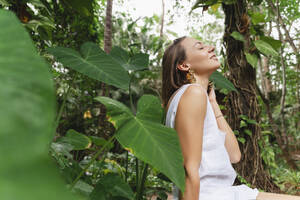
{"left": 193, "top": 74, "right": 209, "bottom": 91}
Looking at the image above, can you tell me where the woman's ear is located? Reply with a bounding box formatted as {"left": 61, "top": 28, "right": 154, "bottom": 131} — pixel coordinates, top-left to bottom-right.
{"left": 177, "top": 63, "right": 190, "bottom": 72}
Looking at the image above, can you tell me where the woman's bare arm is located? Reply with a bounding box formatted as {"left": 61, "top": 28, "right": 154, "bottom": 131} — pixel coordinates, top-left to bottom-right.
{"left": 210, "top": 100, "right": 241, "bottom": 163}
{"left": 175, "top": 85, "right": 207, "bottom": 200}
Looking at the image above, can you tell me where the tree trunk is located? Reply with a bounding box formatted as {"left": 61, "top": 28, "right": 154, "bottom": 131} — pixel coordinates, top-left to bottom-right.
{"left": 99, "top": 0, "right": 113, "bottom": 126}
{"left": 157, "top": 0, "right": 165, "bottom": 66}
{"left": 221, "top": 1, "right": 281, "bottom": 193}
{"left": 104, "top": 0, "right": 113, "bottom": 54}
{"left": 262, "top": 21, "right": 273, "bottom": 98}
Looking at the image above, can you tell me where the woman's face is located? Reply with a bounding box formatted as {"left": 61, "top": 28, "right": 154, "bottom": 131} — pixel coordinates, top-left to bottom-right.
{"left": 179, "top": 37, "right": 220, "bottom": 74}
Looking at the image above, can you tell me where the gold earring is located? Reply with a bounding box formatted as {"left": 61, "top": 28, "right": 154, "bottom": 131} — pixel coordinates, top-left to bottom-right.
{"left": 186, "top": 68, "right": 196, "bottom": 83}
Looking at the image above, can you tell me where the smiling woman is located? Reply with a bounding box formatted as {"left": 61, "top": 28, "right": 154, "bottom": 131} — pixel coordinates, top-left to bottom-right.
{"left": 162, "top": 36, "right": 257, "bottom": 200}
{"left": 162, "top": 36, "right": 300, "bottom": 200}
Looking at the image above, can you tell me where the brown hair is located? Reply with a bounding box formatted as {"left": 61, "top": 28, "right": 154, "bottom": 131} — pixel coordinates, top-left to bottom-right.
{"left": 161, "top": 36, "right": 190, "bottom": 110}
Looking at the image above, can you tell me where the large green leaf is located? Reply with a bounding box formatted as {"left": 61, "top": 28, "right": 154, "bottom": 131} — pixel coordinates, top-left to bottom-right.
{"left": 130, "top": 53, "right": 149, "bottom": 71}
{"left": 230, "top": 31, "right": 246, "bottom": 42}
{"left": 260, "top": 35, "right": 282, "bottom": 51}
{"left": 57, "top": 129, "right": 92, "bottom": 150}
{"left": 94, "top": 95, "right": 186, "bottom": 193}
{"left": 90, "top": 173, "right": 134, "bottom": 200}
{"left": 46, "top": 42, "right": 130, "bottom": 90}
{"left": 136, "top": 94, "right": 163, "bottom": 123}
{"left": 245, "top": 52, "right": 258, "bottom": 68}
{"left": 254, "top": 39, "right": 279, "bottom": 57}
{"left": 210, "top": 71, "right": 238, "bottom": 92}
{"left": 110, "top": 46, "right": 149, "bottom": 71}
{"left": 109, "top": 46, "right": 129, "bottom": 66}
{"left": 0, "top": 9, "right": 83, "bottom": 200}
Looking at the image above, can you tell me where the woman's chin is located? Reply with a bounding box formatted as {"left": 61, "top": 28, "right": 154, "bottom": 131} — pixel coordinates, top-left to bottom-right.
{"left": 212, "top": 62, "right": 221, "bottom": 69}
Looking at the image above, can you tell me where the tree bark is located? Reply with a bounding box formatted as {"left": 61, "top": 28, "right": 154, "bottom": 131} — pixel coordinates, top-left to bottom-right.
{"left": 104, "top": 0, "right": 113, "bottom": 54}
{"left": 221, "top": 1, "right": 281, "bottom": 192}
{"left": 262, "top": 21, "right": 273, "bottom": 98}
{"left": 99, "top": 0, "right": 113, "bottom": 126}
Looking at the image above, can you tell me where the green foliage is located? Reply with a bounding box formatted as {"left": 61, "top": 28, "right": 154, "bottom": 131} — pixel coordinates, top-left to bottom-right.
{"left": 95, "top": 95, "right": 186, "bottom": 193}
{"left": 248, "top": 0, "right": 263, "bottom": 6}
{"left": 253, "top": 39, "right": 279, "bottom": 57}
{"left": 62, "top": 0, "right": 94, "bottom": 17}
{"left": 272, "top": 168, "right": 300, "bottom": 195}
{"left": 0, "top": 0, "right": 10, "bottom": 6}
{"left": 136, "top": 95, "right": 164, "bottom": 123}
{"left": 57, "top": 129, "right": 92, "bottom": 150}
{"left": 260, "top": 35, "right": 282, "bottom": 52}
{"left": 89, "top": 136, "right": 114, "bottom": 150}
{"left": 90, "top": 173, "right": 134, "bottom": 200}
{"left": 235, "top": 115, "right": 258, "bottom": 145}
{"left": 249, "top": 11, "right": 266, "bottom": 25}
{"left": 191, "top": 0, "right": 237, "bottom": 11}
{"left": 210, "top": 71, "right": 238, "bottom": 92}
{"left": 230, "top": 31, "right": 246, "bottom": 42}
{"left": 46, "top": 42, "right": 131, "bottom": 90}
{"left": 0, "top": 9, "right": 83, "bottom": 200}
{"left": 191, "top": 0, "right": 218, "bottom": 9}
{"left": 110, "top": 46, "right": 149, "bottom": 71}
{"left": 245, "top": 52, "right": 258, "bottom": 68}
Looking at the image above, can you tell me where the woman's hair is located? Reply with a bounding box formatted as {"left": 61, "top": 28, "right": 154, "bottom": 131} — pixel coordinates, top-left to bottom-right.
{"left": 161, "top": 36, "right": 189, "bottom": 110}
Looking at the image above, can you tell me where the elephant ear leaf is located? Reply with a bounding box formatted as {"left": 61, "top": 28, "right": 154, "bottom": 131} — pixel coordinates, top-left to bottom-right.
{"left": 0, "top": 9, "right": 83, "bottom": 200}
{"left": 46, "top": 42, "right": 130, "bottom": 91}
{"left": 95, "top": 95, "right": 186, "bottom": 193}
{"left": 110, "top": 46, "right": 149, "bottom": 71}
{"left": 136, "top": 94, "right": 163, "bottom": 123}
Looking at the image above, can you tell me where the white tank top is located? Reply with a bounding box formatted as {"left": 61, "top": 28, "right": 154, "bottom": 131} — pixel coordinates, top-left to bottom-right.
{"left": 165, "top": 83, "right": 237, "bottom": 199}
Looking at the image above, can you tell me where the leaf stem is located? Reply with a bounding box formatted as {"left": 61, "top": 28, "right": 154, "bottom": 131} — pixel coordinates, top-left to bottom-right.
{"left": 136, "top": 162, "right": 149, "bottom": 200}
{"left": 53, "top": 80, "right": 72, "bottom": 131}
{"left": 70, "top": 135, "right": 116, "bottom": 189}
{"left": 129, "top": 73, "right": 136, "bottom": 115}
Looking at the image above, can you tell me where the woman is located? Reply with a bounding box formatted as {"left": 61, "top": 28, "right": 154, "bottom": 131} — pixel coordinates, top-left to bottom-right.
{"left": 161, "top": 36, "right": 300, "bottom": 200}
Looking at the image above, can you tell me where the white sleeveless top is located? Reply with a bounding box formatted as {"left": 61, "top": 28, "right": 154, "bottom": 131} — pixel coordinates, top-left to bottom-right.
{"left": 165, "top": 83, "right": 259, "bottom": 200}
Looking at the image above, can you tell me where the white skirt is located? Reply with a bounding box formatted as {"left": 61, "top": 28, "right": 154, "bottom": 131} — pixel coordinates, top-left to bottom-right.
{"left": 172, "top": 184, "right": 259, "bottom": 200}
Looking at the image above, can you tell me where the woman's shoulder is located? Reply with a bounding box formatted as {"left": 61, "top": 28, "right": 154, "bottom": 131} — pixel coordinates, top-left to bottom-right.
{"left": 178, "top": 84, "right": 208, "bottom": 112}
{"left": 182, "top": 84, "right": 207, "bottom": 99}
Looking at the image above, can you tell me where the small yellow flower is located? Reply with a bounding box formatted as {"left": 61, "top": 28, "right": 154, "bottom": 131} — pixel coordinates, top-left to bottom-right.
{"left": 83, "top": 110, "right": 92, "bottom": 119}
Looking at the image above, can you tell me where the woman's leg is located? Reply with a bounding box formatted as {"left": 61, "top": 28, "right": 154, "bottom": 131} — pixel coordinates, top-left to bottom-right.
{"left": 256, "top": 191, "right": 300, "bottom": 200}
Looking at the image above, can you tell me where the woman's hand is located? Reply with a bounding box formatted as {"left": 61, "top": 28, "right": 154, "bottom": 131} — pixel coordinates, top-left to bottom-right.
{"left": 208, "top": 84, "right": 217, "bottom": 103}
